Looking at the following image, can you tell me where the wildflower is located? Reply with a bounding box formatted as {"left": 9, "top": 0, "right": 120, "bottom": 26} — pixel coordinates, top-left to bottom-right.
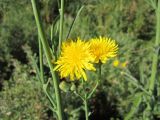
{"left": 113, "top": 59, "right": 120, "bottom": 67}
{"left": 121, "top": 61, "right": 128, "bottom": 68}
{"left": 54, "top": 38, "right": 95, "bottom": 81}
{"left": 89, "top": 36, "right": 118, "bottom": 63}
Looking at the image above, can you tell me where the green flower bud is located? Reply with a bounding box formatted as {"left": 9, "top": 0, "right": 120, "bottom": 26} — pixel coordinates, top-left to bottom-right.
{"left": 70, "top": 83, "right": 76, "bottom": 91}
{"left": 59, "top": 81, "right": 70, "bottom": 92}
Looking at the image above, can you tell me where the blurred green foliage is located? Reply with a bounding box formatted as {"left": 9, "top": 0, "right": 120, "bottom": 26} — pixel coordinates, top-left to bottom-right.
{"left": 0, "top": 0, "right": 159, "bottom": 119}
{"left": 0, "top": 59, "right": 50, "bottom": 120}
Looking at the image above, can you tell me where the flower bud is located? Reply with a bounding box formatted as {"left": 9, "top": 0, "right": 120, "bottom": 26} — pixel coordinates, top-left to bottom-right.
{"left": 59, "top": 81, "right": 70, "bottom": 92}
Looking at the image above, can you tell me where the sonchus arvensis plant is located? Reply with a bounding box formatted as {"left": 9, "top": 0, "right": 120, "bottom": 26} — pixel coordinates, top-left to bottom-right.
{"left": 55, "top": 37, "right": 118, "bottom": 81}
{"left": 54, "top": 36, "right": 118, "bottom": 120}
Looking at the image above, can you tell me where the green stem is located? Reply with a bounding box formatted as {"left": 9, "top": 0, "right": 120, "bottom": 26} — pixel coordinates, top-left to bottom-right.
{"left": 38, "top": 35, "right": 44, "bottom": 84}
{"left": 81, "top": 78, "right": 89, "bottom": 120}
{"left": 50, "top": 24, "right": 54, "bottom": 52}
{"left": 31, "top": 0, "right": 64, "bottom": 120}
{"left": 74, "top": 91, "right": 85, "bottom": 101}
{"left": 43, "top": 82, "right": 57, "bottom": 110}
{"left": 98, "top": 62, "right": 102, "bottom": 81}
{"left": 66, "top": 6, "right": 84, "bottom": 39}
{"left": 149, "top": 0, "right": 160, "bottom": 93}
{"left": 87, "top": 81, "right": 99, "bottom": 99}
{"left": 39, "top": 32, "right": 57, "bottom": 114}
{"left": 58, "top": 0, "right": 64, "bottom": 55}
{"left": 84, "top": 94, "right": 89, "bottom": 120}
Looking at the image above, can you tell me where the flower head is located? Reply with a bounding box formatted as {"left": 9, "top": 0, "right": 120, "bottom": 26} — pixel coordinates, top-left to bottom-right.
{"left": 113, "top": 59, "right": 120, "bottom": 67}
{"left": 121, "top": 61, "right": 128, "bottom": 68}
{"left": 54, "top": 38, "right": 95, "bottom": 81}
{"left": 89, "top": 36, "right": 118, "bottom": 63}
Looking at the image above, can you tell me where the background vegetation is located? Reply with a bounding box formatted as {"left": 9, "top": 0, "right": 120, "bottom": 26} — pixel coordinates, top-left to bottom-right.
{"left": 0, "top": 0, "right": 159, "bottom": 119}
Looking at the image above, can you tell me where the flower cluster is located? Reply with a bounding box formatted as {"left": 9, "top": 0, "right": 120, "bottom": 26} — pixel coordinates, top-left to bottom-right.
{"left": 113, "top": 59, "right": 128, "bottom": 68}
{"left": 54, "top": 36, "right": 118, "bottom": 81}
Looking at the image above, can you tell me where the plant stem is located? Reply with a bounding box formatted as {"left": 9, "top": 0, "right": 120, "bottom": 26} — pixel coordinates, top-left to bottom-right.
{"left": 98, "top": 62, "right": 102, "bottom": 80}
{"left": 84, "top": 94, "right": 89, "bottom": 120}
{"left": 66, "top": 6, "right": 84, "bottom": 39}
{"left": 58, "top": 0, "right": 64, "bottom": 55}
{"left": 87, "top": 81, "right": 99, "bottom": 99}
{"left": 149, "top": 0, "right": 160, "bottom": 93}
{"left": 31, "top": 0, "right": 64, "bottom": 119}
{"left": 38, "top": 35, "right": 44, "bottom": 84}
{"left": 81, "top": 78, "right": 89, "bottom": 120}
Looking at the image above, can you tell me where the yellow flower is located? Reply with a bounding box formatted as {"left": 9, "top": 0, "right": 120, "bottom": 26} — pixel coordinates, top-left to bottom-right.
{"left": 121, "top": 61, "right": 128, "bottom": 68}
{"left": 54, "top": 38, "right": 95, "bottom": 81}
{"left": 89, "top": 36, "right": 118, "bottom": 63}
{"left": 113, "top": 59, "right": 120, "bottom": 67}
